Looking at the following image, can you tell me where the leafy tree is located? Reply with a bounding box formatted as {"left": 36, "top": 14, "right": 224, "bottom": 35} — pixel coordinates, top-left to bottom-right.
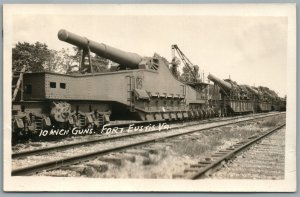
{"left": 180, "top": 64, "right": 200, "bottom": 83}
{"left": 12, "top": 42, "right": 51, "bottom": 72}
{"left": 13, "top": 42, "right": 110, "bottom": 74}
{"left": 170, "top": 57, "right": 181, "bottom": 79}
{"left": 91, "top": 54, "right": 110, "bottom": 73}
{"left": 44, "top": 48, "right": 79, "bottom": 74}
{"left": 66, "top": 47, "right": 110, "bottom": 73}
{"left": 170, "top": 65, "right": 180, "bottom": 79}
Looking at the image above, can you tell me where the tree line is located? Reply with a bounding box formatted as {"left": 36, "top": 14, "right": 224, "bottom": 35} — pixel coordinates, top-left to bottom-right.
{"left": 12, "top": 42, "right": 110, "bottom": 73}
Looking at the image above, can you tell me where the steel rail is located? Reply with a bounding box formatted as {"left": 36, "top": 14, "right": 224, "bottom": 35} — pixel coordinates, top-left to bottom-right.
{"left": 12, "top": 112, "right": 281, "bottom": 159}
{"left": 12, "top": 112, "right": 284, "bottom": 176}
{"left": 189, "top": 123, "right": 286, "bottom": 179}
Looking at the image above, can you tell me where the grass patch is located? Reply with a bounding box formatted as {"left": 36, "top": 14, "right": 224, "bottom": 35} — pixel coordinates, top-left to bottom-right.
{"left": 260, "top": 115, "right": 285, "bottom": 127}
{"left": 172, "top": 133, "right": 224, "bottom": 156}
{"left": 173, "top": 124, "right": 262, "bottom": 157}
{"left": 170, "top": 114, "right": 286, "bottom": 158}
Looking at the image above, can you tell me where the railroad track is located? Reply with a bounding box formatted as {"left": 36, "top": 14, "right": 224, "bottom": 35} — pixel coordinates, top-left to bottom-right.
{"left": 12, "top": 116, "right": 224, "bottom": 158}
{"left": 13, "top": 112, "right": 271, "bottom": 148}
{"left": 180, "top": 123, "right": 285, "bottom": 180}
{"left": 208, "top": 125, "right": 286, "bottom": 179}
{"left": 12, "top": 112, "right": 284, "bottom": 176}
{"left": 12, "top": 112, "right": 279, "bottom": 158}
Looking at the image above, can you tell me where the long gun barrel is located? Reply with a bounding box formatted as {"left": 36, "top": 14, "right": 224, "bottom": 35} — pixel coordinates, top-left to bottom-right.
{"left": 246, "top": 86, "right": 259, "bottom": 96}
{"left": 208, "top": 73, "right": 232, "bottom": 92}
{"left": 58, "top": 29, "right": 143, "bottom": 69}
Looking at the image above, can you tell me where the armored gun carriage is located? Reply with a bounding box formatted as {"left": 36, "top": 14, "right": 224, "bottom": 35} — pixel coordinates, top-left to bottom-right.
{"left": 11, "top": 29, "right": 215, "bottom": 138}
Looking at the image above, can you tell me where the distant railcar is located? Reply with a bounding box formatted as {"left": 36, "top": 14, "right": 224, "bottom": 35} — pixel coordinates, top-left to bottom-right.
{"left": 207, "top": 74, "right": 280, "bottom": 116}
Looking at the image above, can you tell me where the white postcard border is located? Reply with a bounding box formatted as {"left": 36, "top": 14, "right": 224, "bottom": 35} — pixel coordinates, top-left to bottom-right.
{"left": 3, "top": 3, "right": 296, "bottom": 192}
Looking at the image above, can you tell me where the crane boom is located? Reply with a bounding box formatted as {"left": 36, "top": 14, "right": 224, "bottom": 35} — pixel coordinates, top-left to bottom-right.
{"left": 171, "top": 44, "right": 199, "bottom": 83}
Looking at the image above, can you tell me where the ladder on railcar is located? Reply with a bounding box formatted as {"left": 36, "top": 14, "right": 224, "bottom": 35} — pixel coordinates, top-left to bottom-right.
{"left": 12, "top": 65, "right": 27, "bottom": 102}
{"left": 127, "top": 76, "right": 136, "bottom": 112}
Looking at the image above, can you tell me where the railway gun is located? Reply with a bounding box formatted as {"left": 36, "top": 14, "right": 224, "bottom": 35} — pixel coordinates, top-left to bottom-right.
{"left": 11, "top": 29, "right": 286, "bottom": 139}
{"left": 12, "top": 29, "right": 214, "bottom": 138}
{"left": 207, "top": 74, "right": 283, "bottom": 116}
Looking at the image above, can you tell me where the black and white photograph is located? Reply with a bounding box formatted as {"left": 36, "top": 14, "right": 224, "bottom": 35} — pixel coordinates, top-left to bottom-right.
{"left": 3, "top": 4, "right": 296, "bottom": 192}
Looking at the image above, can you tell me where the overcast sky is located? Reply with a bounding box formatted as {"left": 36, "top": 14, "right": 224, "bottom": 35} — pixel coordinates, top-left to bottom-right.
{"left": 12, "top": 14, "right": 287, "bottom": 97}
